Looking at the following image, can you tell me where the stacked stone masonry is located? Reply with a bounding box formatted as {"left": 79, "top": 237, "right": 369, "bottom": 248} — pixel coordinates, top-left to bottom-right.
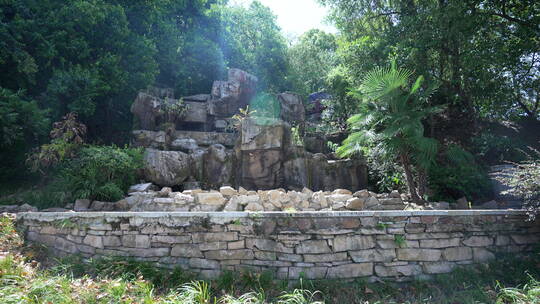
{"left": 18, "top": 210, "right": 539, "bottom": 281}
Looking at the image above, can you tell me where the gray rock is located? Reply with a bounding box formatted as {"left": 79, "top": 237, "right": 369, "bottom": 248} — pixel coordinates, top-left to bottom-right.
{"left": 244, "top": 202, "right": 264, "bottom": 212}
{"left": 350, "top": 249, "right": 396, "bottom": 262}
{"left": 333, "top": 235, "right": 375, "bottom": 251}
{"left": 277, "top": 92, "right": 305, "bottom": 124}
{"left": 128, "top": 183, "right": 157, "bottom": 193}
{"left": 143, "top": 149, "right": 191, "bottom": 186}
{"left": 473, "top": 248, "right": 495, "bottom": 262}
{"left": 74, "top": 199, "right": 91, "bottom": 211}
{"left": 327, "top": 263, "right": 373, "bottom": 278}
{"left": 171, "top": 244, "right": 203, "bottom": 258}
{"left": 195, "top": 192, "right": 225, "bottom": 205}
{"left": 296, "top": 240, "right": 332, "bottom": 254}
{"left": 463, "top": 236, "right": 493, "bottom": 247}
{"left": 375, "top": 264, "right": 422, "bottom": 277}
{"left": 345, "top": 197, "right": 365, "bottom": 210}
{"left": 397, "top": 249, "right": 442, "bottom": 261}
{"left": 171, "top": 138, "right": 199, "bottom": 152}
{"left": 443, "top": 247, "right": 473, "bottom": 261}
{"left": 422, "top": 262, "right": 455, "bottom": 274}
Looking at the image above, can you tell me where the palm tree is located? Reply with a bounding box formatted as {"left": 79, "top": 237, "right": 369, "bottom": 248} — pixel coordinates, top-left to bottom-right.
{"left": 337, "top": 61, "right": 440, "bottom": 204}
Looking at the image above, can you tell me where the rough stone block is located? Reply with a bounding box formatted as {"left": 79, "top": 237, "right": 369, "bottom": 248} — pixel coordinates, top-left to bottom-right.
{"left": 195, "top": 193, "right": 226, "bottom": 205}
{"left": 377, "top": 240, "right": 419, "bottom": 249}
{"left": 289, "top": 267, "right": 328, "bottom": 279}
{"left": 303, "top": 252, "right": 348, "bottom": 263}
{"left": 122, "top": 235, "right": 150, "bottom": 248}
{"left": 333, "top": 235, "right": 375, "bottom": 251}
{"left": 151, "top": 235, "right": 191, "bottom": 244}
{"left": 228, "top": 240, "right": 245, "bottom": 250}
{"left": 375, "top": 264, "right": 422, "bottom": 277}
{"left": 511, "top": 234, "right": 540, "bottom": 245}
{"left": 171, "top": 244, "right": 203, "bottom": 258}
{"left": 219, "top": 186, "right": 237, "bottom": 196}
{"left": 121, "top": 247, "right": 170, "bottom": 257}
{"left": 327, "top": 263, "right": 373, "bottom": 278}
{"left": 189, "top": 258, "right": 220, "bottom": 269}
{"left": 422, "top": 262, "right": 455, "bottom": 274}
{"left": 54, "top": 237, "right": 78, "bottom": 253}
{"left": 254, "top": 251, "right": 277, "bottom": 261}
{"left": 350, "top": 249, "right": 396, "bottom": 263}
{"left": 83, "top": 235, "right": 103, "bottom": 249}
{"left": 246, "top": 239, "right": 294, "bottom": 253}
{"left": 277, "top": 253, "right": 303, "bottom": 262}
{"left": 443, "top": 247, "right": 472, "bottom": 261}
{"left": 204, "top": 249, "right": 254, "bottom": 260}
{"left": 397, "top": 249, "right": 441, "bottom": 261}
{"left": 296, "top": 240, "right": 332, "bottom": 254}
{"left": 473, "top": 248, "right": 495, "bottom": 263}
{"left": 102, "top": 236, "right": 122, "bottom": 247}
{"left": 74, "top": 199, "right": 91, "bottom": 211}
{"left": 419, "top": 238, "right": 461, "bottom": 248}
{"left": 463, "top": 236, "right": 493, "bottom": 247}
{"left": 199, "top": 242, "right": 228, "bottom": 251}
{"left": 192, "top": 232, "right": 238, "bottom": 242}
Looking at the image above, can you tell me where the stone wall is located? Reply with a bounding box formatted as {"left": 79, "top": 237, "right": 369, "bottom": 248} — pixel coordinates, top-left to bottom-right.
{"left": 18, "top": 210, "right": 539, "bottom": 281}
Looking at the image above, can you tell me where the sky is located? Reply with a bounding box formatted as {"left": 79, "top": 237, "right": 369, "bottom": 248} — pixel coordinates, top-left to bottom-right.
{"left": 230, "top": 0, "right": 336, "bottom": 38}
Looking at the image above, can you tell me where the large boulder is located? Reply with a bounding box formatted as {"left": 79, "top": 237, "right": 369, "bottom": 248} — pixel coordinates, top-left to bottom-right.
{"left": 143, "top": 149, "right": 191, "bottom": 186}
{"left": 132, "top": 130, "right": 167, "bottom": 149}
{"left": 283, "top": 156, "right": 308, "bottom": 190}
{"left": 209, "top": 69, "right": 258, "bottom": 117}
{"left": 277, "top": 92, "right": 305, "bottom": 125}
{"left": 240, "top": 118, "right": 285, "bottom": 151}
{"left": 131, "top": 92, "right": 164, "bottom": 130}
{"left": 239, "top": 150, "right": 282, "bottom": 190}
{"left": 308, "top": 154, "right": 368, "bottom": 191}
{"left": 237, "top": 118, "right": 286, "bottom": 189}
{"left": 203, "top": 144, "right": 234, "bottom": 187}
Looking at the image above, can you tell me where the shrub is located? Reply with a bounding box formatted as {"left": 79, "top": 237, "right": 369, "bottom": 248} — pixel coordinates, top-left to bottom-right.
{"left": 472, "top": 132, "right": 527, "bottom": 164}
{"left": 499, "top": 153, "right": 540, "bottom": 220}
{"left": 26, "top": 112, "right": 86, "bottom": 174}
{"left": 61, "top": 145, "right": 143, "bottom": 202}
{"left": 428, "top": 145, "right": 492, "bottom": 202}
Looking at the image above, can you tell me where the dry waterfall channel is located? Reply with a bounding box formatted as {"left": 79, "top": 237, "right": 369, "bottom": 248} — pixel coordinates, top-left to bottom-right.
{"left": 17, "top": 209, "right": 540, "bottom": 280}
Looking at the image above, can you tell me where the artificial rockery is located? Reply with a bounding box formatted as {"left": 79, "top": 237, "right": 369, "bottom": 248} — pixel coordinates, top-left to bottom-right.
{"left": 132, "top": 68, "right": 367, "bottom": 192}
{"left": 122, "top": 69, "right": 368, "bottom": 211}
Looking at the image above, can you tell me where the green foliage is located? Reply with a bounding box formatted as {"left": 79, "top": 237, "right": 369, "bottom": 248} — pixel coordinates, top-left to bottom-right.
{"left": 26, "top": 112, "right": 87, "bottom": 174}
{"left": 326, "top": 141, "right": 338, "bottom": 152}
{"left": 393, "top": 235, "right": 406, "bottom": 248}
{"left": 321, "top": 0, "right": 540, "bottom": 125}
{"left": 209, "top": 1, "right": 291, "bottom": 92}
{"left": 472, "top": 132, "right": 527, "bottom": 164}
{"left": 289, "top": 29, "right": 337, "bottom": 97}
{"left": 0, "top": 0, "right": 292, "bottom": 184}
{"left": 497, "top": 273, "right": 540, "bottom": 304}
{"left": 0, "top": 88, "right": 49, "bottom": 181}
{"left": 320, "top": 67, "right": 359, "bottom": 133}
{"left": 428, "top": 145, "right": 492, "bottom": 202}
{"left": 61, "top": 145, "right": 143, "bottom": 201}
{"left": 291, "top": 126, "right": 304, "bottom": 147}
{"left": 499, "top": 152, "right": 540, "bottom": 220}
{"left": 250, "top": 93, "right": 281, "bottom": 119}
{"left": 338, "top": 61, "right": 440, "bottom": 202}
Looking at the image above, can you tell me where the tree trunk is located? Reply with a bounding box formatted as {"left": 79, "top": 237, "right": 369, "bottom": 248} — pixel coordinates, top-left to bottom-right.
{"left": 399, "top": 153, "right": 422, "bottom": 204}
{"left": 417, "top": 168, "right": 428, "bottom": 199}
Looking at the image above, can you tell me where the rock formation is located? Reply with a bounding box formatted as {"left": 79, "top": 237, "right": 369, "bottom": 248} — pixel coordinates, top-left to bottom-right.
{"left": 131, "top": 68, "right": 367, "bottom": 191}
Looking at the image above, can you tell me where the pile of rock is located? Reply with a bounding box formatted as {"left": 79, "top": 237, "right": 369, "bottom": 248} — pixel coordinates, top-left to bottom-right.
{"left": 94, "top": 184, "right": 414, "bottom": 212}
{"left": 0, "top": 203, "right": 37, "bottom": 213}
